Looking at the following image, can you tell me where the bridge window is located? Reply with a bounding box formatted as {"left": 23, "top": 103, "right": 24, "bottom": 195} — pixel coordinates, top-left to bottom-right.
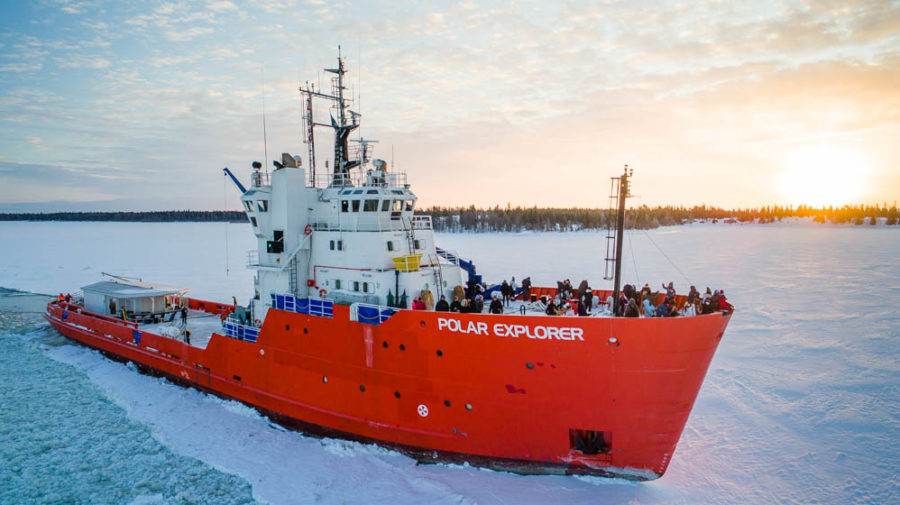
{"left": 341, "top": 200, "right": 349, "bottom": 212}
{"left": 405, "top": 200, "right": 414, "bottom": 211}
{"left": 363, "top": 282, "right": 370, "bottom": 292}
{"left": 334, "top": 279, "right": 342, "bottom": 289}
{"left": 381, "top": 199, "right": 390, "bottom": 211}
{"left": 353, "top": 281, "right": 360, "bottom": 292}
{"left": 392, "top": 200, "right": 402, "bottom": 211}
{"left": 387, "top": 241, "right": 394, "bottom": 251}
{"left": 364, "top": 199, "right": 378, "bottom": 212}
{"left": 352, "top": 189, "right": 363, "bottom": 195}
{"left": 267, "top": 230, "right": 284, "bottom": 253}
{"left": 249, "top": 217, "right": 257, "bottom": 227}
{"left": 257, "top": 200, "right": 269, "bottom": 212}
{"left": 243, "top": 201, "right": 253, "bottom": 212}
{"left": 352, "top": 200, "right": 360, "bottom": 212}
{"left": 367, "top": 189, "right": 378, "bottom": 194}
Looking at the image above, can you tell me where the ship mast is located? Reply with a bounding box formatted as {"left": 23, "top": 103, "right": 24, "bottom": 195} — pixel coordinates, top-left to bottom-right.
{"left": 605, "top": 165, "right": 633, "bottom": 316}
{"left": 299, "top": 47, "right": 361, "bottom": 187}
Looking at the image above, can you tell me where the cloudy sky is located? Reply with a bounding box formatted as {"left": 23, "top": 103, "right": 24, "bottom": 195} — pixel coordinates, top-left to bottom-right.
{"left": 1, "top": 0, "right": 898, "bottom": 211}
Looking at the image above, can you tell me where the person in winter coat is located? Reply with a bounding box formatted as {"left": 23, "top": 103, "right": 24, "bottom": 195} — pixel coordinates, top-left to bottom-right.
{"left": 521, "top": 277, "right": 532, "bottom": 301}
{"left": 642, "top": 296, "right": 655, "bottom": 317}
{"left": 640, "top": 283, "right": 652, "bottom": 299}
{"left": 500, "top": 280, "right": 512, "bottom": 306}
{"left": 625, "top": 298, "right": 640, "bottom": 317}
{"left": 545, "top": 300, "right": 559, "bottom": 316}
{"left": 717, "top": 290, "right": 729, "bottom": 310}
{"left": 435, "top": 295, "right": 450, "bottom": 312}
{"left": 582, "top": 289, "right": 593, "bottom": 312}
{"left": 577, "top": 280, "right": 590, "bottom": 299}
{"left": 412, "top": 296, "right": 426, "bottom": 310}
{"left": 473, "top": 294, "right": 485, "bottom": 313}
{"left": 489, "top": 294, "right": 504, "bottom": 314}
{"left": 577, "top": 298, "right": 588, "bottom": 316}
{"left": 655, "top": 301, "right": 669, "bottom": 318}
{"left": 662, "top": 282, "right": 676, "bottom": 302}
{"left": 449, "top": 296, "right": 462, "bottom": 313}
{"left": 687, "top": 285, "right": 700, "bottom": 306}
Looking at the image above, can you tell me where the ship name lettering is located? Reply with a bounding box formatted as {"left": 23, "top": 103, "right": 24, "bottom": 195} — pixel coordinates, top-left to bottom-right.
{"left": 493, "top": 323, "right": 584, "bottom": 341}
{"left": 437, "top": 317, "right": 488, "bottom": 336}
{"left": 438, "top": 318, "right": 583, "bottom": 341}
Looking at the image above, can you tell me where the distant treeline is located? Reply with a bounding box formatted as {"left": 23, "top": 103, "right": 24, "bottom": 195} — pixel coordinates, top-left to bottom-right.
{"left": 1, "top": 204, "right": 897, "bottom": 229}
{"left": 0, "top": 211, "right": 246, "bottom": 222}
{"left": 424, "top": 203, "right": 900, "bottom": 232}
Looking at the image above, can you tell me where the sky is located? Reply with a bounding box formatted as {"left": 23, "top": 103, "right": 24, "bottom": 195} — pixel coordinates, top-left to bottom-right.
{"left": 0, "top": 0, "right": 898, "bottom": 212}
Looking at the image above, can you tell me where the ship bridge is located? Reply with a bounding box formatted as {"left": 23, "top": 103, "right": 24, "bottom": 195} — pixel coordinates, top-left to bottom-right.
{"left": 224, "top": 53, "right": 465, "bottom": 323}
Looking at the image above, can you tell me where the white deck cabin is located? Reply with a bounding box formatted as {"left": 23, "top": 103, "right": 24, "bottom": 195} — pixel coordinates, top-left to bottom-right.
{"left": 81, "top": 279, "right": 189, "bottom": 322}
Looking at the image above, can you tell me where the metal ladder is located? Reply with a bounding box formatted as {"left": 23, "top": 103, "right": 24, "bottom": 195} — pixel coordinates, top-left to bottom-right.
{"left": 603, "top": 176, "right": 620, "bottom": 281}
{"left": 289, "top": 257, "right": 298, "bottom": 297}
{"left": 430, "top": 254, "right": 445, "bottom": 294}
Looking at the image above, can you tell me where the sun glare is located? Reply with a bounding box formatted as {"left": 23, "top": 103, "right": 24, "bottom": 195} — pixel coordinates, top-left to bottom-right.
{"left": 778, "top": 145, "right": 867, "bottom": 208}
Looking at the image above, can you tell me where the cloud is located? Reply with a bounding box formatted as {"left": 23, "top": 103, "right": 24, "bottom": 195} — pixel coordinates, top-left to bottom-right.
{"left": 0, "top": 62, "right": 43, "bottom": 73}
{"left": 25, "top": 137, "right": 42, "bottom": 145}
{"left": 165, "top": 26, "right": 214, "bottom": 41}
{"left": 207, "top": 1, "right": 239, "bottom": 13}
{"left": 151, "top": 55, "right": 197, "bottom": 67}
{"left": 56, "top": 56, "right": 111, "bottom": 69}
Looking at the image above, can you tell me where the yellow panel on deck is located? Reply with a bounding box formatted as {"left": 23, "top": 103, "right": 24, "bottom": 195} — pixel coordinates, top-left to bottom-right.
{"left": 392, "top": 254, "right": 423, "bottom": 272}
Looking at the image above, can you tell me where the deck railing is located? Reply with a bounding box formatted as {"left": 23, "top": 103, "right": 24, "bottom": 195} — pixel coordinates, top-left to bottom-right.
{"left": 270, "top": 293, "right": 333, "bottom": 318}
{"left": 223, "top": 320, "right": 260, "bottom": 343}
{"left": 349, "top": 303, "right": 398, "bottom": 325}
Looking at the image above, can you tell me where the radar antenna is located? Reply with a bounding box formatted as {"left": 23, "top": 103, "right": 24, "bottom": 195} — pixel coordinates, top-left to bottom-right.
{"left": 299, "top": 47, "right": 361, "bottom": 187}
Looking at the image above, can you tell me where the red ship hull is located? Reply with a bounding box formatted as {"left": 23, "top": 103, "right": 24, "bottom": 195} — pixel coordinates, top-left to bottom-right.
{"left": 44, "top": 292, "right": 731, "bottom": 480}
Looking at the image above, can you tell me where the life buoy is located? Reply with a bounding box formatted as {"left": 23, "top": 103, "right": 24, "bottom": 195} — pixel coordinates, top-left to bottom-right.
{"left": 254, "top": 319, "right": 262, "bottom": 326}
{"left": 319, "top": 288, "right": 327, "bottom": 298}
{"left": 304, "top": 224, "right": 313, "bottom": 236}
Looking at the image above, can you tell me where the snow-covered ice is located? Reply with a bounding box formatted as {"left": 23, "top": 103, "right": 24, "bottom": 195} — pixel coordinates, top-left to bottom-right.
{"left": 1, "top": 220, "right": 898, "bottom": 504}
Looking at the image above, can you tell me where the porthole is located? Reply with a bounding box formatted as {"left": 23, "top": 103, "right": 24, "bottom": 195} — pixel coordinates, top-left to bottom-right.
{"left": 436, "top": 349, "right": 443, "bottom": 357}
{"left": 444, "top": 400, "right": 451, "bottom": 407}
{"left": 303, "top": 328, "right": 308, "bottom": 334}
{"left": 526, "top": 362, "right": 534, "bottom": 369}
{"left": 394, "top": 391, "right": 401, "bottom": 398}
{"left": 382, "top": 341, "right": 388, "bottom": 348}
{"left": 465, "top": 403, "right": 473, "bottom": 411}
{"left": 399, "top": 344, "right": 406, "bottom": 351}
{"left": 359, "top": 385, "right": 366, "bottom": 392}
{"left": 322, "top": 376, "right": 328, "bottom": 384}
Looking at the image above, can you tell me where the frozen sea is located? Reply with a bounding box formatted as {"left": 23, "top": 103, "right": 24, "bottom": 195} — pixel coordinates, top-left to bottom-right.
{"left": 0, "top": 220, "right": 897, "bottom": 505}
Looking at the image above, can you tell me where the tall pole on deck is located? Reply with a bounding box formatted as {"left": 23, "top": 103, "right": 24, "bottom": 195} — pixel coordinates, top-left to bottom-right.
{"left": 612, "top": 165, "right": 631, "bottom": 316}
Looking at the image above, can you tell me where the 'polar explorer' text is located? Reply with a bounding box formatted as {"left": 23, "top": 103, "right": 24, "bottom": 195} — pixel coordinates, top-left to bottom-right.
{"left": 437, "top": 317, "right": 584, "bottom": 341}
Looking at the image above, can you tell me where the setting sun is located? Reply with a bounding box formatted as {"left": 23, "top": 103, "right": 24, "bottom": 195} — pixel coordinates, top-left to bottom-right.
{"left": 778, "top": 145, "right": 868, "bottom": 208}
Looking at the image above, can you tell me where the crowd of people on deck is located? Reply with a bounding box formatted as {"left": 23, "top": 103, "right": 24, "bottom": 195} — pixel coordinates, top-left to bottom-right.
{"left": 613, "top": 282, "right": 730, "bottom": 318}
{"left": 410, "top": 276, "right": 730, "bottom": 318}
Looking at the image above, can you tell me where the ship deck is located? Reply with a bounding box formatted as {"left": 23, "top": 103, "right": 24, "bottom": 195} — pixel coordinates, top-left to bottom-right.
{"left": 136, "top": 309, "right": 223, "bottom": 349}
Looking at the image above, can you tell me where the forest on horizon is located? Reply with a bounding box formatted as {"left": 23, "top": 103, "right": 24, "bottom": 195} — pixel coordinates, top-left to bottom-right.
{"left": 1, "top": 204, "right": 897, "bottom": 231}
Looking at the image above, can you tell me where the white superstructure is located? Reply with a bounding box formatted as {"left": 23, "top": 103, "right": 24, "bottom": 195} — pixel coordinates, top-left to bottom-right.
{"left": 227, "top": 53, "right": 464, "bottom": 322}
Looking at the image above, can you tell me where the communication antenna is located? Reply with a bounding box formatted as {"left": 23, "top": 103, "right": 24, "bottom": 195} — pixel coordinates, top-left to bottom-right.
{"left": 261, "top": 65, "right": 269, "bottom": 173}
